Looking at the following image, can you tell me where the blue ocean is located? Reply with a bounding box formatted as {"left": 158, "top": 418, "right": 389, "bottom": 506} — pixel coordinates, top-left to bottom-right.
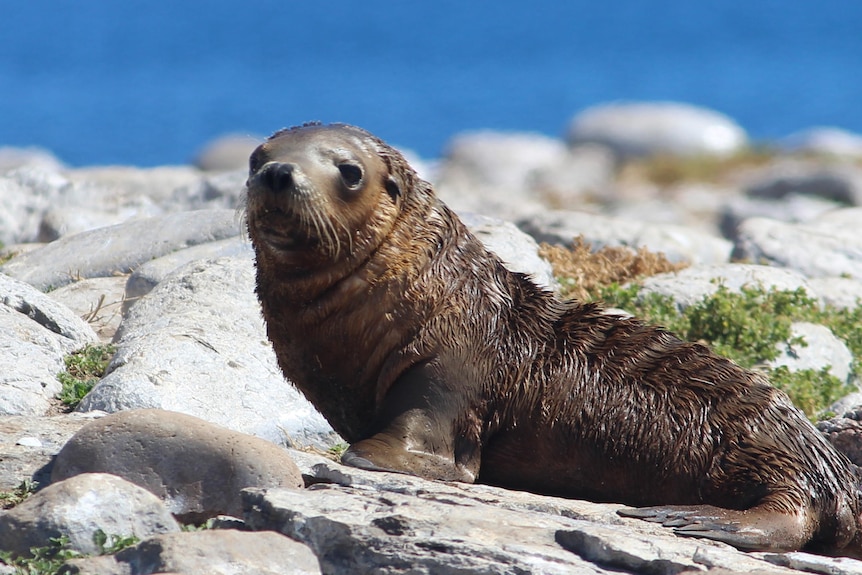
{"left": 2, "top": 1, "right": 860, "bottom": 167}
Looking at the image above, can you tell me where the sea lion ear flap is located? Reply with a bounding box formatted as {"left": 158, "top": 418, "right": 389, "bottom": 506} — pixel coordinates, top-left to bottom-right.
{"left": 385, "top": 175, "right": 402, "bottom": 202}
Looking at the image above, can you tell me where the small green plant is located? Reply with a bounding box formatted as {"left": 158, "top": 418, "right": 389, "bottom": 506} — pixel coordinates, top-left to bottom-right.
{"left": 588, "top": 283, "right": 859, "bottom": 417}
{"left": 0, "top": 534, "right": 82, "bottom": 574}
{"left": 181, "top": 518, "right": 217, "bottom": 532}
{"left": 0, "top": 530, "right": 138, "bottom": 574}
{"left": 0, "top": 479, "right": 37, "bottom": 510}
{"left": 327, "top": 443, "right": 348, "bottom": 458}
{"left": 92, "top": 529, "right": 139, "bottom": 555}
{"left": 56, "top": 344, "right": 116, "bottom": 410}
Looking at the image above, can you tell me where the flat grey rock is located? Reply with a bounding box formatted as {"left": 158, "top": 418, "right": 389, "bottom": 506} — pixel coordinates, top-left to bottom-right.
{"left": 435, "top": 130, "right": 571, "bottom": 219}
{"left": 1, "top": 209, "right": 242, "bottom": 291}
{"left": 48, "top": 276, "right": 128, "bottom": 342}
{"left": 0, "top": 273, "right": 99, "bottom": 416}
{"left": 638, "top": 264, "right": 818, "bottom": 310}
{"left": 64, "top": 529, "right": 321, "bottom": 575}
{"left": 63, "top": 165, "right": 203, "bottom": 207}
{"left": 0, "top": 272, "right": 98, "bottom": 352}
{"left": 733, "top": 210, "right": 862, "bottom": 280}
{"left": 808, "top": 277, "right": 862, "bottom": 310}
{"left": 0, "top": 413, "right": 100, "bottom": 490}
{"left": 519, "top": 209, "right": 733, "bottom": 264}
{"left": 744, "top": 159, "right": 862, "bottom": 206}
{"left": 122, "top": 236, "right": 251, "bottom": 316}
{"left": 244, "top": 459, "right": 806, "bottom": 575}
{"left": 0, "top": 167, "right": 69, "bottom": 245}
{"left": 77, "top": 256, "right": 337, "bottom": 448}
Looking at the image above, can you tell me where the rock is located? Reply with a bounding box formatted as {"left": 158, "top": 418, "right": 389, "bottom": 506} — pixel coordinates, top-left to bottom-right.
{"left": 0, "top": 473, "right": 180, "bottom": 557}
{"left": 440, "top": 130, "right": 569, "bottom": 191}
{"left": 0, "top": 169, "right": 65, "bottom": 245}
{"left": 63, "top": 165, "right": 203, "bottom": 208}
{"left": 781, "top": 127, "right": 862, "bottom": 158}
{"left": 743, "top": 159, "right": 862, "bottom": 206}
{"left": 48, "top": 276, "right": 128, "bottom": 342}
{"left": 0, "top": 413, "right": 100, "bottom": 490}
{"left": 194, "top": 133, "right": 262, "bottom": 172}
{"left": 36, "top": 204, "right": 157, "bottom": 243}
{"left": 719, "top": 193, "right": 842, "bottom": 240}
{"left": 435, "top": 130, "right": 569, "bottom": 219}
{"left": 769, "top": 322, "right": 855, "bottom": 384}
{"left": 518, "top": 209, "right": 733, "bottom": 264}
{"left": 602, "top": 183, "right": 734, "bottom": 234}
{"left": 638, "top": 264, "right": 819, "bottom": 311}
{"left": 51, "top": 409, "right": 304, "bottom": 522}
{"left": 122, "top": 236, "right": 251, "bottom": 316}
{"left": 567, "top": 101, "right": 748, "bottom": 158}
{"left": 243, "top": 457, "right": 805, "bottom": 575}
{"left": 0, "top": 272, "right": 98, "bottom": 351}
{"left": 815, "top": 206, "right": 862, "bottom": 230}
{"left": 807, "top": 277, "right": 862, "bottom": 310}
{"left": 167, "top": 169, "right": 248, "bottom": 212}
{"left": 765, "top": 551, "right": 862, "bottom": 575}
{"left": 528, "top": 144, "right": 616, "bottom": 208}
{"left": 77, "top": 256, "right": 337, "bottom": 448}
{"left": 63, "top": 530, "right": 321, "bottom": 575}
{"left": 459, "top": 212, "right": 557, "bottom": 290}
{"left": 1, "top": 273, "right": 99, "bottom": 416}
{"left": 733, "top": 209, "right": 862, "bottom": 280}
{"left": 0, "top": 305, "right": 66, "bottom": 417}
{"left": 31, "top": 165, "right": 207, "bottom": 241}
{"left": 818, "top": 409, "right": 862, "bottom": 467}
{"left": 0, "top": 209, "right": 242, "bottom": 291}
{"left": 0, "top": 146, "right": 65, "bottom": 172}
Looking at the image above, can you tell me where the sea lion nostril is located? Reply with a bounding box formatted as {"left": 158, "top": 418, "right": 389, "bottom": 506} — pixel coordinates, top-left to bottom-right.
{"left": 261, "top": 162, "right": 296, "bottom": 192}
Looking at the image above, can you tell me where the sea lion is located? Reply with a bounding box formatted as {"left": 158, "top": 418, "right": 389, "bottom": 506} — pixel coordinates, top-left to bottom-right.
{"left": 245, "top": 122, "right": 862, "bottom": 557}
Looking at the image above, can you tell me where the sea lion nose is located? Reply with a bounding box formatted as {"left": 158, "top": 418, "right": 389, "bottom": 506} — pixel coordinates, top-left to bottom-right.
{"left": 259, "top": 162, "right": 297, "bottom": 193}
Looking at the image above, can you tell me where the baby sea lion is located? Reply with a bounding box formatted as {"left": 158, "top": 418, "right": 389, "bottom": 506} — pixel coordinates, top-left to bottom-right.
{"left": 245, "top": 122, "right": 862, "bottom": 557}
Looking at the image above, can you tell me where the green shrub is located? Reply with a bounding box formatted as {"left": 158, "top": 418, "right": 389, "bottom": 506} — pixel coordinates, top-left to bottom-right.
{"left": 589, "top": 283, "right": 859, "bottom": 418}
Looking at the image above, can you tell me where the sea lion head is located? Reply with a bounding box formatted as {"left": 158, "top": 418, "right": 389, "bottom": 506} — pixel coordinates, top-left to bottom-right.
{"left": 245, "top": 123, "right": 414, "bottom": 275}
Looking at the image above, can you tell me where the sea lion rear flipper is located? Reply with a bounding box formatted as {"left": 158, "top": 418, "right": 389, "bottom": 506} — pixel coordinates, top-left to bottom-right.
{"left": 618, "top": 504, "right": 810, "bottom": 552}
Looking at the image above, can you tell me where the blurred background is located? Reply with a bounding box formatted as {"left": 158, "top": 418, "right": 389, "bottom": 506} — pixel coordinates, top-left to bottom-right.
{"left": 1, "top": 0, "right": 860, "bottom": 166}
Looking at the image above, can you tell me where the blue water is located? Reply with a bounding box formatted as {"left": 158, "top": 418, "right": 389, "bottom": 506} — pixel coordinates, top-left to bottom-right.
{"left": 2, "top": 0, "right": 861, "bottom": 166}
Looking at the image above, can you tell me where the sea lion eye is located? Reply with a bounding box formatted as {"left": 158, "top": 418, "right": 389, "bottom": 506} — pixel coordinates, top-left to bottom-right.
{"left": 249, "top": 149, "right": 265, "bottom": 175}
{"left": 338, "top": 163, "right": 363, "bottom": 189}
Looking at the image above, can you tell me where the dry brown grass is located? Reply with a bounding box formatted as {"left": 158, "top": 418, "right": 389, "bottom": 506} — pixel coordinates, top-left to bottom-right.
{"left": 539, "top": 236, "right": 689, "bottom": 301}
{"left": 617, "top": 148, "right": 777, "bottom": 188}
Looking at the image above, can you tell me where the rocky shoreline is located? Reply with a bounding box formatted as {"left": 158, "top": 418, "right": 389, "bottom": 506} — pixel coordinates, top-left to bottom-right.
{"left": 2, "top": 102, "right": 862, "bottom": 574}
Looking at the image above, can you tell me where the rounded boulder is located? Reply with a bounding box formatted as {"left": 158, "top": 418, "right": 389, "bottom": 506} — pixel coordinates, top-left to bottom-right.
{"left": 51, "top": 409, "right": 304, "bottom": 522}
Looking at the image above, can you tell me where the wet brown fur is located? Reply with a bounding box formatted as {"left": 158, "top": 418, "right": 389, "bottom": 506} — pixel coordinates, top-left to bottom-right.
{"left": 245, "top": 123, "right": 862, "bottom": 557}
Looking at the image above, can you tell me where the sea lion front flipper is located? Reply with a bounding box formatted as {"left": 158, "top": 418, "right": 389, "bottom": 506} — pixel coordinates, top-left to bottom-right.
{"left": 618, "top": 504, "right": 810, "bottom": 552}
{"left": 343, "top": 433, "right": 476, "bottom": 482}
{"left": 342, "top": 361, "right": 481, "bottom": 484}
